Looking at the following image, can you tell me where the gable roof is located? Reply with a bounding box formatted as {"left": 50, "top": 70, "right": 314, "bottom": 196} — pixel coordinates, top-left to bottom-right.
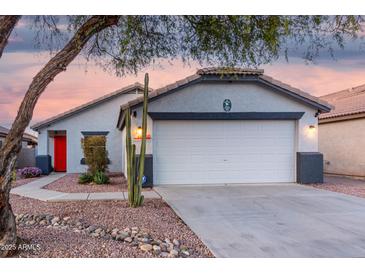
{"left": 31, "top": 83, "right": 145, "bottom": 131}
{"left": 117, "top": 67, "right": 331, "bottom": 128}
{"left": 319, "top": 84, "right": 365, "bottom": 122}
{"left": 0, "top": 126, "right": 37, "bottom": 144}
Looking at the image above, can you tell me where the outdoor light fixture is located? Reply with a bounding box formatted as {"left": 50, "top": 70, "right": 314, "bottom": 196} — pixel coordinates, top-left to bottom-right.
{"left": 135, "top": 126, "right": 143, "bottom": 139}
{"left": 309, "top": 125, "right": 316, "bottom": 130}
{"left": 134, "top": 126, "right": 151, "bottom": 140}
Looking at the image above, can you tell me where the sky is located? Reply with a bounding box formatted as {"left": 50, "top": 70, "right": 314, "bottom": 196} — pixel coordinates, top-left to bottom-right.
{"left": 1, "top": 16, "right": 365, "bottom": 133}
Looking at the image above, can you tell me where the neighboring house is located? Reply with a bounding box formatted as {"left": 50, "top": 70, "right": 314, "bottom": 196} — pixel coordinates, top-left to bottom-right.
{"left": 32, "top": 67, "right": 331, "bottom": 184}
{"left": 0, "top": 125, "right": 38, "bottom": 168}
{"left": 319, "top": 84, "right": 365, "bottom": 178}
{"left": 0, "top": 125, "right": 38, "bottom": 148}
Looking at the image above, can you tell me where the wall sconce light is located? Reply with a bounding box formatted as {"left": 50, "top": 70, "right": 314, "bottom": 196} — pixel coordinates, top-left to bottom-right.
{"left": 134, "top": 126, "right": 151, "bottom": 140}
{"left": 309, "top": 125, "right": 316, "bottom": 131}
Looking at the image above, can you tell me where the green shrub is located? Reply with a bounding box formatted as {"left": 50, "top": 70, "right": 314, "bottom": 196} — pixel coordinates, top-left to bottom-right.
{"left": 93, "top": 171, "right": 109, "bottom": 185}
{"left": 78, "top": 173, "right": 93, "bottom": 184}
{"left": 81, "top": 136, "right": 108, "bottom": 175}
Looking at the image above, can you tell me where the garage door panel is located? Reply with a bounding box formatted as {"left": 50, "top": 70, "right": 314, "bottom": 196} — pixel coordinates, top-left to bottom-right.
{"left": 154, "top": 120, "right": 295, "bottom": 184}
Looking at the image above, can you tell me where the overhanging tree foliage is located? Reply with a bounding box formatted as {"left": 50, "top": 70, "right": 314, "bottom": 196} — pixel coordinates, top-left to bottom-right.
{"left": 0, "top": 15, "right": 364, "bottom": 257}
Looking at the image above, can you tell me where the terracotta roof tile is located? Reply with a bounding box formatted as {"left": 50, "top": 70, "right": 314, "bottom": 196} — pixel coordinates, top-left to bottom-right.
{"left": 319, "top": 84, "right": 365, "bottom": 120}
{"left": 197, "top": 67, "right": 264, "bottom": 75}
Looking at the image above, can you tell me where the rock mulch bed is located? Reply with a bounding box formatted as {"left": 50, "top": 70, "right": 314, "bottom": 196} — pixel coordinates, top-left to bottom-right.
{"left": 311, "top": 175, "right": 365, "bottom": 199}
{"left": 15, "top": 213, "right": 192, "bottom": 257}
{"left": 10, "top": 193, "right": 212, "bottom": 258}
{"left": 43, "top": 173, "right": 135, "bottom": 193}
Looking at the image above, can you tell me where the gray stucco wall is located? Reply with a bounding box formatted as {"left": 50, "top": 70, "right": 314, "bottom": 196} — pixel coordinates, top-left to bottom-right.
{"left": 37, "top": 92, "right": 141, "bottom": 173}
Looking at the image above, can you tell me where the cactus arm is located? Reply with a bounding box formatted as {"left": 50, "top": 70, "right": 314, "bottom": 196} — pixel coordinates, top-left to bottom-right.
{"left": 135, "top": 73, "right": 149, "bottom": 206}
{"left": 130, "top": 144, "right": 136, "bottom": 205}
{"left": 125, "top": 108, "right": 133, "bottom": 204}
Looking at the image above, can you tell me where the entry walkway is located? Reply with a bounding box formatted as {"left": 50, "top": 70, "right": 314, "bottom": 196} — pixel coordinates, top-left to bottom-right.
{"left": 11, "top": 173, "right": 160, "bottom": 202}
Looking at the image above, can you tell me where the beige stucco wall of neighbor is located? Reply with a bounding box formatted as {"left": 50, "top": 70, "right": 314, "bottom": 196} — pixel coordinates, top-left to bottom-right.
{"left": 319, "top": 118, "right": 365, "bottom": 177}
{"left": 37, "top": 92, "right": 141, "bottom": 173}
{"left": 129, "top": 82, "right": 320, "bottom": 158}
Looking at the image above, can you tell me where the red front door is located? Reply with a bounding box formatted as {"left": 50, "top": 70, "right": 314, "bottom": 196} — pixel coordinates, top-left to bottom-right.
{"left": 54, "top": 136, "right": 67, "bottom": 172}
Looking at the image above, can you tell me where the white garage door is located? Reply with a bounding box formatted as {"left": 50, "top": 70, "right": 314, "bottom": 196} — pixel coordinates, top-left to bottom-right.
{"left": 153, "top": 120, "right": 296, "bottom": 185}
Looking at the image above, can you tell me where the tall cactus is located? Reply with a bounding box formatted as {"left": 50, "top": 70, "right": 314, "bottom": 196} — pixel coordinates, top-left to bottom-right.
{"left": 125, "top": 73, "right": 149, "bottom": 207}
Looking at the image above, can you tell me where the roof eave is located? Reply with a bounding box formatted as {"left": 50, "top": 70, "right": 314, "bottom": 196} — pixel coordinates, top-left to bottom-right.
{"left": 120, "top": 74, "right": 332, "bottom": 113}
{"left": 31, "top": 84, "right": 144, "bottom": 131}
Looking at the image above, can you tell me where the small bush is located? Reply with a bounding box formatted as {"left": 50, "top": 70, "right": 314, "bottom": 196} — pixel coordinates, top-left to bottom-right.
{"left": 20, "top": 167, "right": 42, "bottom": 178}
{"left": 93, "top": 171, "right": 109, "bottom": 185}
{"left": 81, "top": 136, "right": 108, "bottom": 175}
{"left": 78, "top": 173, "right": 93, "bottom": 184}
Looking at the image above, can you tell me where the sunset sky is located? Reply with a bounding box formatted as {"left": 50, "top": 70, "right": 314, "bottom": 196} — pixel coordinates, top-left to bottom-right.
{"left": 1, "top": 16, "right": 365, "bottom": 133}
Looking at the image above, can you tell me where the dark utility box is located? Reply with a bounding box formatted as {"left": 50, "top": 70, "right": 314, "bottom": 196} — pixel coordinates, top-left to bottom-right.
{"left": 136, "top": 154, "right": 153, "bottom": 188}
{"left": 297, "top": 152, "right": 323, "bottom": 184}
{"left": 36, "top": 155, "right": 53, "bottom": 175}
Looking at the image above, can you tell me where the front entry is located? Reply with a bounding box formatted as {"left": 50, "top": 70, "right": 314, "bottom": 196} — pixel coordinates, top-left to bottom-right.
{"left": 54, "top": 135, "right": 67, "bottom": 172}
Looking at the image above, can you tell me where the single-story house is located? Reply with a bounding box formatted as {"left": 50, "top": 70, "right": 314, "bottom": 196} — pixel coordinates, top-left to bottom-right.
{"left": 32, "top": 67, "right": 331, "bottom": 185}
{"left": 319, "top": 84, "right": 365, "bottom": 178}
{"left": 0, "top": 125, "right": 38, "bottom": 168}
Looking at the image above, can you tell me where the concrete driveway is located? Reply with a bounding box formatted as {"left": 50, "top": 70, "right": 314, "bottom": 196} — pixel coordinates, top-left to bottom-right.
{"left": 155, "top": 184, "right": 365, "bottom": 257}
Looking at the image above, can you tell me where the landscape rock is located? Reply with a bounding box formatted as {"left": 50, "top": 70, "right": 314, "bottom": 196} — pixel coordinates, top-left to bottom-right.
{"left": 173, "top": 239, "right": 180, "bottom": 246}
{"left": 141, "top": 237, "right": 151, "bottom": 244}
{"left": 94, "top": 228, "right": 103, "bottom": 234}
{"left": 169, "top": 249, "right": 179, "bottom": 257}
{"left": 140, "top": 244, "right": 153, "bottom": 252}
{"left": 181, "top": 250, "right": 190, "bottom": 257}
{"left": 87, "top": 225, "right": 97, "bottom": 233}
{"left": 124, "top": 237, "right": 133, "bottom": 243}
{"left": 116, "top": 234, "right": 128, "bottom": 241}
{"left": 51, "top": 217, "right": 60, "bottom": 224}
{"left": 152, "top": 245, "right": 161, "bottom": 254}
{"left": 63, "top": 216, "right": 71, "bottom": 222}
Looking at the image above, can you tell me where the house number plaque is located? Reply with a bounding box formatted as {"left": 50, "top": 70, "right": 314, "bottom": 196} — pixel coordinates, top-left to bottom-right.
{"left": 223, "top": 99, "right": 232, "bottom": 112}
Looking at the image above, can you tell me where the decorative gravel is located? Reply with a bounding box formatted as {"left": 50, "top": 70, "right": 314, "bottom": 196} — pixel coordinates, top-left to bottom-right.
{"left": 10, "top": 194, "right": 213, "bottom": 258}
{"left": 11, "top": 177, "right": 41, "bottom": 188}
{"left": 43, "top": 173, "right": 143, "bottom": 193}
{"left": 311, "top": 175, "right": 365, "bottom": 198}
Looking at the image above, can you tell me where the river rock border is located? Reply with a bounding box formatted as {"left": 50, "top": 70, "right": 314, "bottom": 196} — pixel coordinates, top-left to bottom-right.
{"left": 15, "top": 213, "right": 191, "bottom": 258}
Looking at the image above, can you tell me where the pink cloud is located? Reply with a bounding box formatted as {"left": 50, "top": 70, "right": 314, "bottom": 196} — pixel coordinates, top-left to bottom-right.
{"left": 263, "top": 58, "right": 365, "bottom": 96}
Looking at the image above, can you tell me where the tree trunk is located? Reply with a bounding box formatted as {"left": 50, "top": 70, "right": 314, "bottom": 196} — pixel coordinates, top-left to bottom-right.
{"left": 0, "top": 16, "right": 21, "bottom": 59}
{"left": 0, "top": 15, "right": 119, "bottom": 257}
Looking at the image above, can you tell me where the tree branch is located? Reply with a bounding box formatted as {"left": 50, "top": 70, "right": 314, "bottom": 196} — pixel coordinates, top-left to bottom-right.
{"left": 0, "top": 16, "right": 21, "bottom": 59}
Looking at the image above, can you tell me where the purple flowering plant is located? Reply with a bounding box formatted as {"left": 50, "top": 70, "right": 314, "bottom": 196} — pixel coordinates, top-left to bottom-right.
{"left": 20, "top": 167, "right": 42, "bottom": 178}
